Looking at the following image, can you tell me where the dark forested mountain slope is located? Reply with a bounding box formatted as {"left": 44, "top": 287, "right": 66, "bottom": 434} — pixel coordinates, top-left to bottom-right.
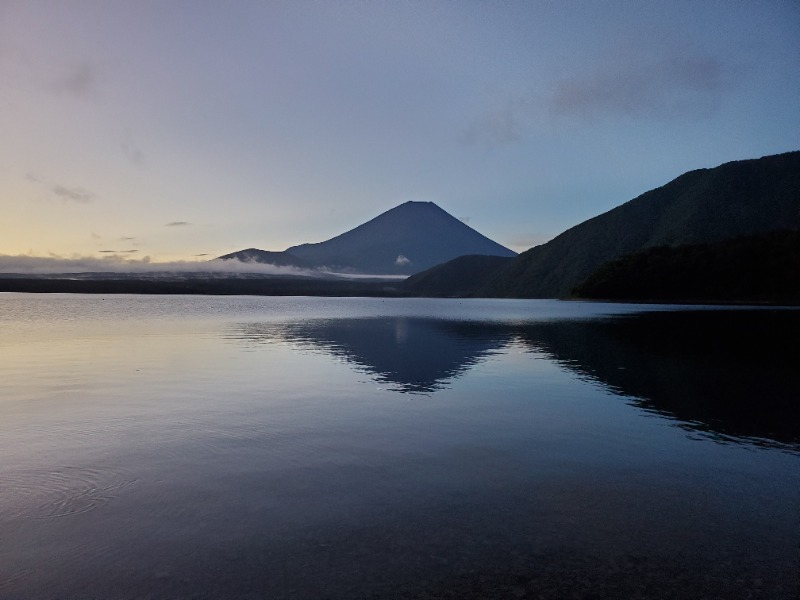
{"left": 401, "top": 255, "right": 514, "bottom": 297}
{"left": 483, "top": 151, "right": 800, "bottom": 298}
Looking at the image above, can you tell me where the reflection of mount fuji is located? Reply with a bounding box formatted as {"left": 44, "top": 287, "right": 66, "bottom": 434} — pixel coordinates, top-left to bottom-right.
{"left": 230, "top": 311, "right": 800, "bottom": 448}
{"left": 234, "top": 318, "right": 511, "bottom": 394}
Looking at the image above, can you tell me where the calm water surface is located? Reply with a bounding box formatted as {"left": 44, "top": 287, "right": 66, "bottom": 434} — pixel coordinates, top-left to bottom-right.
{"left": 1, "top": 294, "right": 798, "bottom": 599}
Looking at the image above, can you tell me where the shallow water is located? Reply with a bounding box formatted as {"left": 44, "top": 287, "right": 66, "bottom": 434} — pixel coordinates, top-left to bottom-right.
{"left": 1, "top": 294, "right": 798, "bottom": 599}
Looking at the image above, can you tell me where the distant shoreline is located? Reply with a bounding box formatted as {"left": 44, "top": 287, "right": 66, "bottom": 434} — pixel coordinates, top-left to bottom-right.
{"left": 1, "top": 276, "right": 798, "bottom": 307}
{"left": 0, "top": 276, "right": 402, "bottom": 297}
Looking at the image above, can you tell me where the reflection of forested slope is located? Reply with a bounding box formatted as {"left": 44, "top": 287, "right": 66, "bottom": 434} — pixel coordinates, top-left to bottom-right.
{"left": 515, "top": 311, "right": 800, "bottom": 447}
{"left": 233, "top": 318, "right": 511, "bottom": 393}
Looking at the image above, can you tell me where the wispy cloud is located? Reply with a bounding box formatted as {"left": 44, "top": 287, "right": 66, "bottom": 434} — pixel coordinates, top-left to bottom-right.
{"left": 0, "top": 46, "right": 99, "bottom": 99}
{"left": 165, "top": 221, "right": 190, "bottom": 227}
{"left": 51, "top": 184, "right": 94, "bottom": 203}
{"left": 120, "top": 132, "right": 145, "bottom": 167}
{"left": 51, "top": 62, "right": 97, "bottom": 96}
{"left": 463, "top": 49, "right": 732, "bottom": 146}
{"left": 551, "top": 53, "right": 727, "bottom": 120}
{"left": 460, "top": 98, "right": 532, "bottom": 147}
{"left": 27, "top": 173, "right": 96, "bottom": 203}
{"left": 98, "top": 249, "right": 139, "bottom": 254}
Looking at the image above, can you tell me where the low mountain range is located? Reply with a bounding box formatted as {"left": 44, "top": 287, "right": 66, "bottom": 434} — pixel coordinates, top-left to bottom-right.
{"left": 218, "top": 248, "right": 311, "bottom": 268}
{"left": 219, "top": 201, "right": 516, "bottom": 275}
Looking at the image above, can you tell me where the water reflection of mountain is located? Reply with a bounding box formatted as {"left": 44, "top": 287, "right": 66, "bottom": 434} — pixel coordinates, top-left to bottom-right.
{"left": 233, "top": 318, "right": 511, "bottom": 393}
{"left": 230, "top": 311, "right": 800, "bottom": 448}
{"left": 515, "top": 311, "right": 800, "bottom": 448}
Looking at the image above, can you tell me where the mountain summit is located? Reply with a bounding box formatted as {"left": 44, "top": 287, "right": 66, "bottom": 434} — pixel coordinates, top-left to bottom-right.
{"left": 284, "top": 201, "right": 516, "bottom": 275}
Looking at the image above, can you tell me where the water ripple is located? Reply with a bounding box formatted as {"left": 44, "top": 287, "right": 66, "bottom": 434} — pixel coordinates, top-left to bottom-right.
{"left": 1, "top": 465, "right": 138, "bottom": 520}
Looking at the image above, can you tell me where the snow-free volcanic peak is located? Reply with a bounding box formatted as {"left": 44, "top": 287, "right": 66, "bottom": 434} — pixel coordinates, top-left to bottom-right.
{"left": 282, "top": 201, "right": 516, "bottom": 275}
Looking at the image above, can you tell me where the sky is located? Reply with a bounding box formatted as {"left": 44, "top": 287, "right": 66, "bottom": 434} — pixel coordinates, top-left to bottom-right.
{"left": 1, "top": 0, "right": 798, "bottom": 269}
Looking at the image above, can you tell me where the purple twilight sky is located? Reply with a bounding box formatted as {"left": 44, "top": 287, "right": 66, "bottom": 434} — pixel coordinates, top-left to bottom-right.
{"left": 1, "top": 0, "right": 798, "bottom": 267}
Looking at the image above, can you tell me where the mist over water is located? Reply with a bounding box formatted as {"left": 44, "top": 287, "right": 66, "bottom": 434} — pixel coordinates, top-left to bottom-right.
{"left": 1, "top": 295, "right": 798, "bottom": 599}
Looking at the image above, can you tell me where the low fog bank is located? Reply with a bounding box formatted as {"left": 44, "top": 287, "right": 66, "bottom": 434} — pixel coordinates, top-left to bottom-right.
{"left": 0, "top": 254, "right": 406, "bottom": 281}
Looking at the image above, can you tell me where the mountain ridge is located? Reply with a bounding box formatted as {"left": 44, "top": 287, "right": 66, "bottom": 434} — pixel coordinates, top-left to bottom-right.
{"left": 481, "top": 150, "right": 800, "bottom": 298}
{"left": 217, "top": 248, "right": 311, "bottom": 268}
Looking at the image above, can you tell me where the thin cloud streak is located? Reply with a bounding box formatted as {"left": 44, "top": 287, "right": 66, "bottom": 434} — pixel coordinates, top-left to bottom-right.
{"left": 26, "top": 173, "right": 96, "bottom": 203}
{"left": 51, "top": 184, "right": 94, "bottom": 203}
{"left": 165, "top": 221, "right": 190, "bottom": 227}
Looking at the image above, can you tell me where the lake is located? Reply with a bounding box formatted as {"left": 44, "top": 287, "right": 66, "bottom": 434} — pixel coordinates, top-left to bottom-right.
{"left": 1, "top": 294, "right": 798, "bottom": 599}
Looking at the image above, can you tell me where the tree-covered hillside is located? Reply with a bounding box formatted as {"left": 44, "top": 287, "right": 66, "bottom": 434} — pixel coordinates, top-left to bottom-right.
{"left": 401, "top": 255, "right": 514, "bottom": 297}
{"left": 572, "top": 230, "right": 800, "bottom": 304}
{"left": 483, "top": 151, "right": 800, "bottom": 298}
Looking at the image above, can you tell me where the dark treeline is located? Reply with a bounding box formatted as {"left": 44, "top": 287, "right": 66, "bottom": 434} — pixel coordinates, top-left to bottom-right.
{"left": 0, "top": 276, "right": 402, "bottom": 297}
{"left": 573, "top": 230, "right": 800, "bottom": 304}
